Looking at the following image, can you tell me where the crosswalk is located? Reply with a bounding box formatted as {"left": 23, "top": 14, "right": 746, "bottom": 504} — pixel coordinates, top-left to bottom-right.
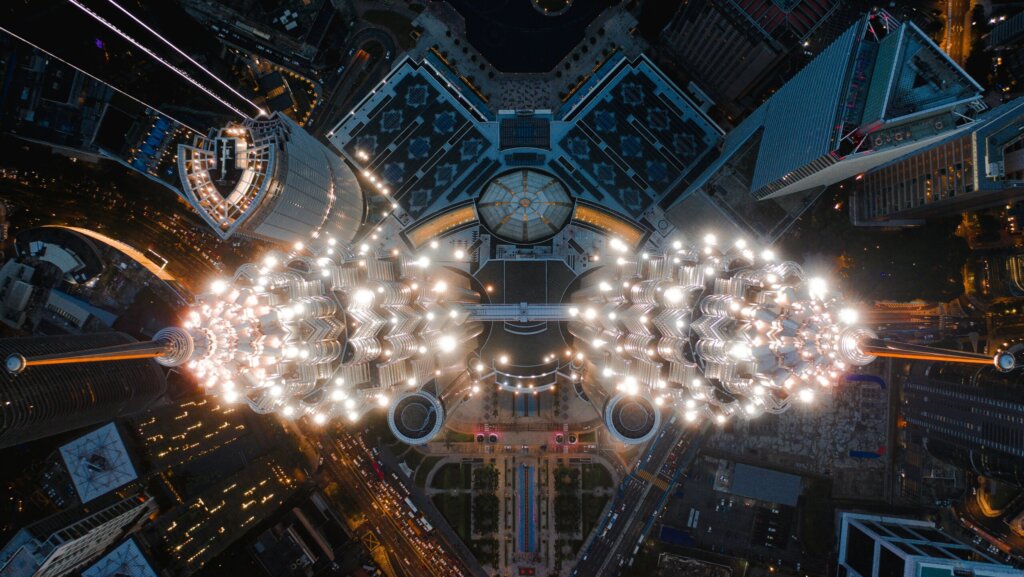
{"left": 635, "top": 469, "right": 670, "bottom": 491}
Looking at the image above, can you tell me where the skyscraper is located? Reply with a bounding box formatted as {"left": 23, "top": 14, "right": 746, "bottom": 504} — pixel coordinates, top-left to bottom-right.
{"left": 151, "top": 454, "right": 298, "bottom": 575}
{"left": 80, "top": 538, "right": 158, "bottom": 577}
{"left": 2, "top": 236, "right": 484, "bottom": 443}
{"left": 837, "top": 512, "right": 1017, "bottom": 576}
{"left": 852, "top": 96, "right": 1024, "bottom": 224}
{"left": 0, "top": 333, "right": 167, "bottom": 448}
{"left": 0, "top": 493, "right": 156, "bottom": 577}
{"left": 660, "top": 0, "right": 840, "bottom": 115}
{"left": 177, "top": 112, "right": 363, "bottom": 245}
{"left": 0, "top": 36, "right": 194, "bottom": 197}
{"left": 902, "top": 361, "right": 1024, "bottom": 487}
{"left": 864, "top": 299, "right": 976, "bottom": 342}
{"left": 58, "top": 423, "right": 139, "bottom": 504}
{"left": 675, "top": 11, "right": 985, "bottom": 208}
{"left": 988, "top": 11, "right": 1024, "bottom": 89}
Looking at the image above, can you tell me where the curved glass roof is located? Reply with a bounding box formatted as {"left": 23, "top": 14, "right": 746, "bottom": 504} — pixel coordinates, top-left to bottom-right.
{"left": 478, "top": 169, "right": 573, "bottom": 244}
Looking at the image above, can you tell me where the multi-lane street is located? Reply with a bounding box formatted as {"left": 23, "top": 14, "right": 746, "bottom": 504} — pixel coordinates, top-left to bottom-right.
{"left": 319, "top": 430, "right": 485, "bottom": 577}
{"left": 943, "top": 0, "right": 975, "bottom": 65}
{"left": 573, "top": 418, "right": 710, "bottom": 576}
{"left": 955, "top": 489, "right": 1024, "bottom": 563}
{"left": 314, "top": 27, "right": 396, "bottom": 138}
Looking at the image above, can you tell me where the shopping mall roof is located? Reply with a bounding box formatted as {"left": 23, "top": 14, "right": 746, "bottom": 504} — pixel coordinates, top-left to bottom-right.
{"left": 555, "top": 57, "right": 721, "bottom": 218}
{"left": 477, "top": 169, "right": 573, "bottom": 243}
{"left": 332, "top": 59, "right": 492, "bottom": 220}
{"left": 59, "top": 422, "right": 138, "bottom": 503}
{"left": 330, "top": 54, "right": 721, "bottom": 226}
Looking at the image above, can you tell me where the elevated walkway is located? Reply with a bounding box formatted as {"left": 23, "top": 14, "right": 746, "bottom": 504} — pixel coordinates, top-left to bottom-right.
{"left": 463, "top": 303, "right": 572, "bottom": 322}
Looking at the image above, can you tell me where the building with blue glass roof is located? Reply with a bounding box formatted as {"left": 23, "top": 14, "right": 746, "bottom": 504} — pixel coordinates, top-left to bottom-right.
{"left": 330, "top": 54, "right": 722, "bottom": 242}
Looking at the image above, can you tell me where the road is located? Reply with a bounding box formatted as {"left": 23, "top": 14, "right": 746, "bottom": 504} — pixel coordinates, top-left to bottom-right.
{"left": 955, "top": 489, "right": 1024, "bottom": 563}
{"left": 943, "top": 0, "right": 974, "bottom": 65}
{"left": 313, "top": 27, "right": 396, "bottom": 138}
{"left": 319, "top": 430, "right": 485, "bottom": 577}
{"left": 375, "top": 440, "right": 488, "bottom": 576}
{"left": 572, "top": 418, "right": 710, "bottom": 576}
{"left": 0, "top": 172, "right": 252, "bottom": 290}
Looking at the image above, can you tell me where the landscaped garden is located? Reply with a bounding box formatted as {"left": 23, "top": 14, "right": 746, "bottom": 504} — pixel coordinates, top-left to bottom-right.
{"left": 472, "top": 464, "right": 500, "bottom": 535}
{"left": 553, "top": 466, "right": 581, "bottom": 533}
{"left": 430, "top": 462, "right": 473, "bottom": 490}
{"left": 432, "top": 492, "right": 472, "bottom": 542}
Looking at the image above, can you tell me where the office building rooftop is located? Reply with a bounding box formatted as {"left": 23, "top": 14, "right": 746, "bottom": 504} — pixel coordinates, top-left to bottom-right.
{"left": 839, "top": 512, "right": 1018, "bottom": 577}
{"left": 81, "top": 539, "right": 158, "bottom": 577}
{"left": 58, "top": 423, "right": 138, "bottom": 504}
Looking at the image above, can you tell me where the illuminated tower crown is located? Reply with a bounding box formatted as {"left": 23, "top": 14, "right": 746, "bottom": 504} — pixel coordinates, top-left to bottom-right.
{"left": 177, "top": 240, "right": 482, "bottom": 436}
{"left": 5, "top": 239, "right": 482, "bottom": 444}
{"left": 569, "top": 235, "right": 1015, "bottom": 443}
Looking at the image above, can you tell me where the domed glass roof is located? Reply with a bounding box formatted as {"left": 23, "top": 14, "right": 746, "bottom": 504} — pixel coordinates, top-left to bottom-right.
{"left": 478, "top": 169, "right": 573, "bottom": 244}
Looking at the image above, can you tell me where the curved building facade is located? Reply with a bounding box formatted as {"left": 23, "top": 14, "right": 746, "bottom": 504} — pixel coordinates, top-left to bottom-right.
{"left": 178, "top": 112, "right": 362, "bottom": 245}
{"left": 0, "top": 333, "right": 167, "bottom": 448}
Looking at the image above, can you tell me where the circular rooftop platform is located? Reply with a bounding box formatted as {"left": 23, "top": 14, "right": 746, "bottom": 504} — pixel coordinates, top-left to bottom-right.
{"left": 387, "top": 391, "right": 445, "bottom": 445}
{"left": 478, "top": 169, "right": 573, "bottom": 244}
{"left": 605, "top": 393, "right": 660, "bottom": 445}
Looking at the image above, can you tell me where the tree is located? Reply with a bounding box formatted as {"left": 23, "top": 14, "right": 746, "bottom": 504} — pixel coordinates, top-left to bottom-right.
{"left": 472, "top": 494, "right": 499, "bottom": 534}
{"left": 553, "top": 466, "right": 581, "bottom": 534}
{"left": 473, "top": 464, "right": 499, "bottom": 492}
{"left": 554, "top": 494, "right": 580, "bottom": 532}
{"left": 553, "top": 466, "right": 580, "bottom": 493}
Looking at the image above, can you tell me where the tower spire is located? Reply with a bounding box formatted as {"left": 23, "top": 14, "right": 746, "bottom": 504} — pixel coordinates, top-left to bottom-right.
{"left": 858, "top": 337, "right": 1017, "bottom": 370}
{"left": 5, "top": 327, "right": 199, "bottom": 375}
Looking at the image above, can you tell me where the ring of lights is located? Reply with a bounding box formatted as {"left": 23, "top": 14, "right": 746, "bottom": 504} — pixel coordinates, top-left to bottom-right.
{"left": 604, "top": 393, "right": 660, "bottom": 444}
{"left": 175, "top": 237, "right": 481, "bottom": 426}
{"left": 387, "top": 391, "right": 445, "bottom": 445}
{"left": 152, "top": 326, "right": 199, "bottom": 367}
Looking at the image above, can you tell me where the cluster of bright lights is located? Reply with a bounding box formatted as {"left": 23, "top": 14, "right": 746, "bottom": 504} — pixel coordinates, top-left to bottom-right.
{"left": 360, "top": 166, "right": 391, "bottom": 197}
{"left": 177, "top": 237, "right": 480, "bottom": 426}
{"left": 569, "top": 235, "right": 875, "bottom": 426}
{"left": 478, "top": 347, "right": 584, "bottom": 396}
